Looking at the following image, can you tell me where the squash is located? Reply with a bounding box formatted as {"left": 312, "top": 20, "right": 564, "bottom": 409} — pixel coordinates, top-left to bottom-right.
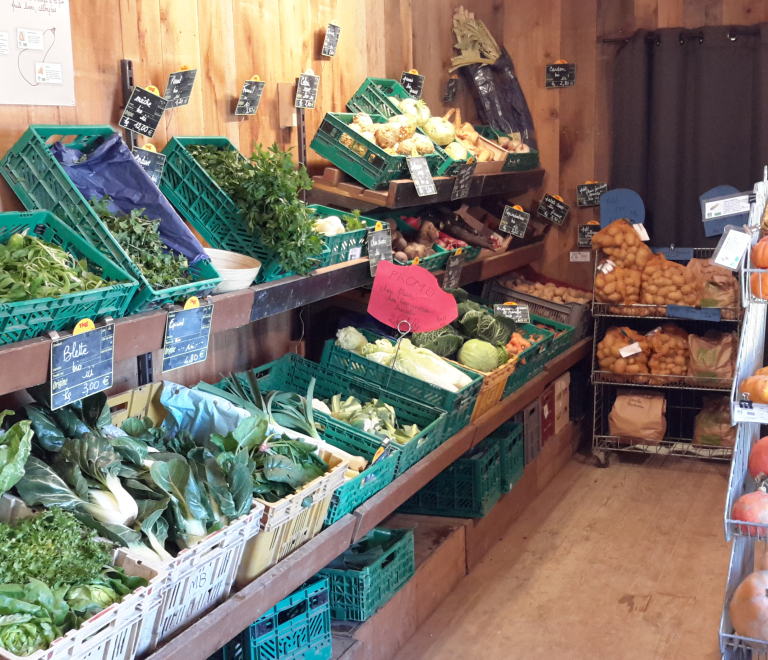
{"left": 732, "top": 490, "right": 768, "bottom": 535}
{"left": 741, "top": 376, "right": 768, "bottom": 405}
{"left": 731, "top": 570, "right": 768, "bottom": 640}
{"left": 751, "top": 438, "right": 768, "bottom": 481}
{"left": 753, "top": 238, "right": 768, "bottom": 268}
{"left": 758, "top": 367, "right": 768, "bottom": 377}
{"left": 751, "top": 272, "right": 768, "bottom": 300}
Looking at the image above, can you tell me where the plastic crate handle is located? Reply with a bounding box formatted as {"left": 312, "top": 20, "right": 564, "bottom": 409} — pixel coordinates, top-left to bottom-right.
{"left": 310, "top": 588, "right": 329, "bottom": 609}
{"left": 277, "top": 600, "right": 308, "bottom": 625}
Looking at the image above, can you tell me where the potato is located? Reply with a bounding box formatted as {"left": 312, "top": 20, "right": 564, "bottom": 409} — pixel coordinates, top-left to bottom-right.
{"left": 392, "top": 236, "right": 407, "bottom": 252}
{"left": 641, "top": 254, "right": 699, "bottom": 309}
{"left": 404, "top": 244, "right": 419, "bottom": 261}
{"left": 394, "top": 251, "right": 408, "bottom": 262}
{"left": 596, "top": 327, "right": 651, "bottom": 382}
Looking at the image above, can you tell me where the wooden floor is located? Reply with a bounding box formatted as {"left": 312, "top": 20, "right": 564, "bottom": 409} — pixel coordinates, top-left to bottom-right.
{"left": 394, "top": 453, "right": 731, "bottom": 660}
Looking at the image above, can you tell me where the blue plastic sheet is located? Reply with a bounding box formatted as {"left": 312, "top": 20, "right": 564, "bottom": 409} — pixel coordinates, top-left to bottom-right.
{"left": 51, "top": 133, "right": 208, "bottom": 264}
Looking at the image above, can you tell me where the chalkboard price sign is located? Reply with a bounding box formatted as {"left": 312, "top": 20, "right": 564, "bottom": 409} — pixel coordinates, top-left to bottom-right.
{"left": 407, "top": 156, "right": 437, "bottom": 197}
{"left": 576, "top": 182, "right": 608, "bottom": 207}
{"left": 235, "top": 80, "right": 265, "bottom": 116}
{"left": 163, "top": 304, "right": 214, "bottom": 372}
{"left": 295, "top": 72, "right": 320, "bottom": 109}
{"left": 494, "top": 303, "right": 530, "bottom": 324}
{"left": 131, "top": 147, "right": 166, "bottom": 185}
{"left": 119, "top": 87, "right": 168, "bottom": 138}
{"left": 443, "top": 77, "right": 460, "bottom": 103}
{"left": 451, "top": 161, "right": 477, "bottom": 200}
{"left": 577, "top": 223, "right": 600, "bottom": 248}
{"left": 321, "top": 23, "right": 341, "bottom": 57}
{"left": 164, "top": 69, "right": 197, "bottom": 108}
{"left": 545, "top": 63, "right": 576, "bottom": 88}
{"left": 499, "top": 205, "right": 530, "bottom": 239}
{"left": 537, "top": 194, "right": 570, "bottom": 226}
{"left": 50, "top": 324, "right": 115, "bottom": 411}
{"left": 367, "top": 226, "right": 393, "bottom": 276}
{"left": 400, "top": 71, "right": 425, "bottom": 99}
{"left": 442, "top": 252, "right": 464, "bottom": 290}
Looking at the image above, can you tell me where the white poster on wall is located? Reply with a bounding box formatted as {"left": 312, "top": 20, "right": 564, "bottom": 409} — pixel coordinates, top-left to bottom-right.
{"left": 0, "top": 0, "right": 75, "bottom": 106}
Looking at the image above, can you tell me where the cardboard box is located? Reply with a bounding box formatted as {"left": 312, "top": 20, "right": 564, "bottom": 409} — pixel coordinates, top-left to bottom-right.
{"left": 540, "top": 383, "right": 556, "bottom": 446}
{"left": 554, "top": 372, "right": 571, "bottom": 435}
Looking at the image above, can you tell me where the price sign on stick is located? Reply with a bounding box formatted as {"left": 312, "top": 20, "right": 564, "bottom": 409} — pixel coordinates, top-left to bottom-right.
{"left": 545, "top": 62, "right": 576, "bottom": 88}
{"left": 499, "top": 205, "right": 530, "bottom": 238}
{"left": 163, "top": 303, "right": 214, "bottom": 372}
{"left": 321, "top": 22, "right": 341, "bottom": 57}
{"left": 537, "top": 194, "right": 570, "bottom": 226}
{"left": 576, "top": 182, "right": 608, "bottom": 207}
{"left": 451, "top": 161, "right": 476, "bottom": 200}
{"left": 119, "top": 87, "right": 168, "bottom": 138}
{"left": 443, "top": 250, "right": 464, "bottom": 290}
{"left": 235, "top": 78, "right": 265, "bottom": 116}
{"left": 368, "top": 261, "right": 458, "bottom": 332}
{"left": 367, "top": 223, "right": 393, "bottom": 276}
{"left": 443, "top": 76, "right": 460, "bottom": 103}
{"left": 577, "top": 223, "right": 600, "bottom": 248}
{"left": 164, "top": 68, "right": 197, "bottom": 108}
{"left": 132, "top": 146, "right": 166, "bottom": 185}
{"left": 494, "top": 303, "right": 530, "bottom": 324}
{"left": 407, "top": 156, "right": 437, "bottom": 197}
{"left": 400, "top": 70, "right": 425, "bottom": 99}
{"left": 295, "top": 71, "right": 320, "bottom": 109}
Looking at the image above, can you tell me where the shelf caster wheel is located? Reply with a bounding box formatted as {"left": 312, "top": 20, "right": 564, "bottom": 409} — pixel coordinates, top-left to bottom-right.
{"left": 593, "top": 451, "right": 609, "bottom": 468}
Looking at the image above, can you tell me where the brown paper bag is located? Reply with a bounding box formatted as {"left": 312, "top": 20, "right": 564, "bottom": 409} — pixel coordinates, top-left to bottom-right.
{"left": 608, "top": 391, "right": 667, "bottom": 444}
{"left": 686, "top": 258, "right": 740, "bottom": 311}
{"left": 693, "top": 397, "right": 736, "bottom": 447}
{"left": 687, "top": 331, "right": 737, "bottom": 383}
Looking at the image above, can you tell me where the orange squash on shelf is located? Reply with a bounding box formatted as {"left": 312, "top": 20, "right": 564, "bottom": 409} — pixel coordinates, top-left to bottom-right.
{"left": 740, "top": 376, "right": 768, "bottom": 404}
{"left": 731, "top": 570, "right": 768, "bottom": 640}
{"left": 752, "top": 272, "right": 768, "bottom": 300}
{"left": 750, "top": 438, "right": 768, "bottom": 481}
{"left": 732, "top": 490, "right": 768, "bottom": 535}
{"left": 753, "top": 238, "right": 768, "bottom": 268}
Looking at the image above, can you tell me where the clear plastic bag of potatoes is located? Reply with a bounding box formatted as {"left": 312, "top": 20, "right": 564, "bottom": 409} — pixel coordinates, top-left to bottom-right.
{"left": 596, "top": 326, "right": 651, "bottom": 382}
{"left": 646, "top": 324, "right": 690, "bottom": 384}
{"left": 640, "top": 253, "right": 700, "bottom": 313}
{"left": 591, "top": 219, "right": 653, "bottom": 271}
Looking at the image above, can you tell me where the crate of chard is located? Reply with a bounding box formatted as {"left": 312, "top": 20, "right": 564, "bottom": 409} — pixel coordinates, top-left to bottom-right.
{"left": 161, "top": 137, "right": 329, "bottom": 281}
{"left": 0, "top": 210, "right": 138, "bottom": 346}
{"left": 0, "top": 125, "right": 221, "bottom": 312}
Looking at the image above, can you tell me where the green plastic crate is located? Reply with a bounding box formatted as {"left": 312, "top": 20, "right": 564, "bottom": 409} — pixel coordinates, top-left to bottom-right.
{"left": 216, "top": 353, "right": 448, "bottom": 476}
{"left": 318, "top": 528, "right": 414, "bottom": 621}
{"left": 459, "top": 245, "right": 482, "bottom": 263}
{"left": 347, "top": 78, "right": 463, "bottom": 176}
{"left": 308, "top": 205, "right": 371, "bottom": 267}
{"left": 502, "top": 323, "right": 554, "bottom": 397}
{"left": 323, "top": 452, "right": 398, "bottom": 527}
{"left": 529, "top": 314, "right": 575, "bottom": 363}
{"left": 0, "top": 210, "right": 138, "bottom": 346}
{"left": 160, "top": 136, "right": 328, "bottom": 282}
{"left": 490, "top": 421, "right": 524, "bottom": 493}
{"left": 473, "top": 125, "right": 540, "bottom": 172}
{"left": 0, "top": 125, "right": 221, "bottom": 312}
{"left": 398, "top": 435, "right": 502, "bottom": 518}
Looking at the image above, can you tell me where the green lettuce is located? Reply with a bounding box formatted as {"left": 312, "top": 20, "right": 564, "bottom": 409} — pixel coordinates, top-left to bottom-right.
{"left": 0, "top": 411, "right": 33, "bottom": 496}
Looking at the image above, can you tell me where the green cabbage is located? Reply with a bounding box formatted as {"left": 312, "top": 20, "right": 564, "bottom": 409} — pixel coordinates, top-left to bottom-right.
{"left": 411, "top": 327, "right": 464, "bottom": 357}
{"left": 458, "top": 339, "right": 505, "bottom": 373}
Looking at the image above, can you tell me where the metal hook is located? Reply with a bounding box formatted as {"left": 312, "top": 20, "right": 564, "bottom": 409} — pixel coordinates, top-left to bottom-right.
{"left": 728, "top": 30, "right": 738, "bottom": 42}
{"left": 384, "top": 320, "right": 412, "bottom": 391}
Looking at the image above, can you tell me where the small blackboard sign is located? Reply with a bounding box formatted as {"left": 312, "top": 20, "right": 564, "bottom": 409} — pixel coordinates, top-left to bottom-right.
{"left": 119, "top": 87, "right": 168, "bottom": 138}
{"left": 367, "top": 226, "right": 393, "bottom": 276}
{"left": 131, "top": 147, "right": 166, "bottom": 185}
{"left": 164, "top": 69, "right": 197, "bottom": 108}
{"left": 499, "top": 205, "right": 530, "bottom": 239}
{"left": 545, "top": 63, "right": 576, "bottom": 88}
{"left": 443, "top": 77, "right": 460, "bottom": 103}
{"left": 295, "top": 73, "right": 320, "bottom": 109}
{"left": 651, "top": 247, "right": 695, "bottom": 262}
{"left": 50, "top": 324, "right": 114, "bottom": 411}
{"left": 443, "top": 253, "right": 464, "bottom": 290}
{"left": 235, "top": 80, "right": 265, "bottom": 116}
{"left": 407, "top": 156, "right": 437, "bottom": 197}
{"left": 163, "top": 304, "right": 214, "bottom": 372}
{"left": 321, "top": 23, "right": 341, "bottom": 57}
{"left": 537, "top": 194, "right": 570, "bottom": 226}
{"left": 577, "top": 224, "right": 600, "bottom": 248}
{"left": 451, "top": 161, "right": 476, "bottom": 200}
{"left": 576, "top": 182, "right": 608, "bottom": 207}
{"left": 400, "top": 71, "right": 425, "bottom": 99}
{"left": 494, "top": 303, "right": 530, "bottom": 324}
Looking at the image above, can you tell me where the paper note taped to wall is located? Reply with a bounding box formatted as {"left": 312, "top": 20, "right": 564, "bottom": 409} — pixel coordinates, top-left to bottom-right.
{"left": 367, "top": 260, "right": 458, "bottom": 333}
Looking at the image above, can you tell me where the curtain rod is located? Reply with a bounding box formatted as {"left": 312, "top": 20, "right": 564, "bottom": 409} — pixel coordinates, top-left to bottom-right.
{"left": 601, "top": 25, "right": 760, "bottom": 44}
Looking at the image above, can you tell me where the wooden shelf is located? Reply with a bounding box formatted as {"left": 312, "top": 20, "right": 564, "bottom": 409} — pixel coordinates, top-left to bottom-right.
{"left": 143, "top": 337, "right": 592, "bottom": 660}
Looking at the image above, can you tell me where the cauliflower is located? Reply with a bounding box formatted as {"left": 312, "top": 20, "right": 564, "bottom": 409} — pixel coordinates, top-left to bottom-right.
{"left": 411, "top": 133, "right": 435, "bottom": 155}
{"left": 375, "top": 124, "right": 400, "bottom": 149}
{"left": 352, "top": 113, "right": 374, "bottom": 130}
{"left": 387, "top": 114, "right": 417, "bottom": 141}
{"left": 397, "top": 138, "right": 420, "bottom": 156}
{"left": 340, "top": 133, "right": 355, "bottom": 148}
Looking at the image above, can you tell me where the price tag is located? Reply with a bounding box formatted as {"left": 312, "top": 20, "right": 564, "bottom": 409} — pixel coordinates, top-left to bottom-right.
{"left": 235, "top": 79, "right": 265, "bottom": 116}
{"left": 578, "top": 223, "right": 600, "bottom": 247}
{"left": 651, "top": 247, "right": 694, "bottom": 262}
{"left": 712, "top": 227, "right": 752, "bottom": 271}
{"left": 576, "top": 182, "right": 608, "bottom": 207}
{"left": 132, "top": 147, "right": 166, "bottom": 185}
{"left": 348, "top": 246, "right": 363, "bottom": 261}
{"left": 733, "top": 401, "right": 768, "bottom": 424}
{"left": 494, "top": 303, "right": 530, "bottom": 324}
{"left": 72, "top": 318, "right": 95, "bottom": 335}
{"left": 633, "top": 223, "right": 650, "bottom": 241}
{"left": 666, "top": 305, "right": 721, "bottom": 322}
{"left": 703, "top": 193, "right": 751, "bottom": 221}
{"left": 499, "top": 205, "right": 530, "bottom": 238}
{"left": 367, "top": 224, "right": 393, "bottom": 276}
{"left": 570, "top": 251, "right": 591, "bottom": 262}
{"left": 119, "top": 87, "right": 168, "bottom": 138}
{"left": 618, "top": 342, "right": 642, "bottom": 358}
{"left": 50, "top": 324, "right": 114, "bottom": 411}
{"left": 321, "top": 22, "right": 341, "bottom": 57}
{"left": 537, "top": 194, "right": 570, "bottom": 226}
{"left": 164, "top": 68, "right": 197, "bottom": 108}
{"left": 545, "top": 62, "right": 576, "bottom": 88}
{"left": 407, "top": 156, "right": 437, "bottom": 197}
{"left": 162, "top": 304, "right": 214, "bottom": 372}
{"left": 451, "top": 161, "right": 476, "bottom": 200}
{"left": 295, "top": 71, "right": 320, "bottom": 109}
{"left": 443, "top": 252, "right": 464, "bottom": 290}
{"left": 443, "top": 77, "right": 460, "bottom": 103}
{"left": 400, "top": 71, "right": 424, "bottom": 99}
{"left": 598, "top": 259, "right": 616, "bottom": 274}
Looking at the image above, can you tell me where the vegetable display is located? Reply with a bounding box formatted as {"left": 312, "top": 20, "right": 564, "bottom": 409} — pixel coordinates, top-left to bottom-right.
{"left": 0, "top": 233, "right": 108, "bottom": 304}
{"left": 389, "top": 219, "right": 440, "bottom": 264}
{"left": 322, "top": 394, "right": 419, "bottom": 446}
{"left": 447, "top": 108, "right": 507, "bottom": 162}
{"left": 499, "top": 274, "right": 593, "bottom": 305}
{"left": 342, "top": 112, "right": 433, "bottom": 156}
{"left": 312, "top": 210, "right": 367, "bottom": 237}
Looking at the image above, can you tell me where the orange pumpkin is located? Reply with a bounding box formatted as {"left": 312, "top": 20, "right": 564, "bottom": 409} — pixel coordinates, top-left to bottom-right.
{"left": 752, "top": 272, "right": 768, "bottom": 299}
{"left": 753, "top": 239, "right": 768, "bottom": 268}
{"left": 750, "top": 438, "right": 768, "bottom": 481}
{"left": 732, "top": 490, "right": 768, "bottom": 535}
{"left": 731, "top": 570, "right": 768, "bottom": 640}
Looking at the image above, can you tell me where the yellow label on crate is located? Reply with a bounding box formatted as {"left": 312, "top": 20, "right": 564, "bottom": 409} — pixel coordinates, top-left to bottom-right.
{"left": 456, "top": 247, "right": 463, "bottom": 256}
{"left": 141, "top": 144, "right": 157, "bottom": 152}
{"left": 73, "top": 318, "right": 95, "bottom": 335}
{"left": 512, "top": 205, "right": 524, "bottom": 212}
{"left": 374, "top": 221, "right": 383, "bottom": 232}
{"left": 503, "top": 302, "right": 518, "bottom": 306}
{"left": 250, "top": 75, "right": 261, "bottom": 82}
{"left": 184, "top": 297, "right": 200, "bottom": 310}
{"left": 412, "top": 256, "right": 420, "bottom": 265}
{"left": 146, "top": 85, "right": 160, "bottom": 95}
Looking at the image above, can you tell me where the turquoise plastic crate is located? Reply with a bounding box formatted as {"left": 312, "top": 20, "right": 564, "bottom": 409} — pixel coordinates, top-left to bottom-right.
{"left": 398, "top": 434, "right": 502, "bottom": 518}
{"left": 501, "top": 323, "right": 553, "bottom": 398}
{"left": 215, "top": 354, "right": 448, "bottom": 476}
{"left": 0, "top": 125, "right": 221, "bottom": 312}
{"left": 318, "top": 528, "right": 414, "bottom": 621}
{"left": 323, "top": 452, "right": 398, "bottom": 527}
{"left": 161, "top": 136, "right": 327, "bottom": 282}
{"left": 0, "top": 210, "right": 138, "bottom": 346}
{"left": 490, "top": 421, "right": 524, "bottom": 493}
{"left": 373, "top": 213, "right": 450, "bottom": 272}
{"left": 473, "top": 125, "right": 540, "bottom": 172}
{"left": 529, "top": 314, "right": 575, "bottom": 363}
{"left": 308, "top": 205, "right": 371, "bottom": 267}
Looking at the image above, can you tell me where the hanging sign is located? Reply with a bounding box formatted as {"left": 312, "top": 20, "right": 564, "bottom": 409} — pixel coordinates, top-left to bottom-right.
{"left": 367, "top": 260, "right": 458, "bottom": 332}
{"left": 443, "top": 76, "right": 460, "bottom": 103}
{"left": 367, "top": 223, "right": 393, "bottom": 276}
{"left": 711, "top": 226, "right": 752, "bottom": 271}
{"left": 235, "top": 78, "right": 265, "bottom": 116}
{"left": 295, "top": 70, "right": 320, "bottom": 109}
{"left": 407, "top": 156, "right": 437, "bottom": 197}
{"left": 451, "top": 161, "right": 477, "bottom": 200}
{"left": 494, "top": 303, "right": 530, "bottom": 324}
{"left": 545, "top": 61, "right": 576, "bottom": 88}
{"left": 400, "top": 70, "right": 424, "bottom": 99}
{"left": 651, "top": 247, "right": 694, "bottom": 262}
{"left": 321, "top": 22, "right": 341, "bottom": 57}
{"left": 442, "top": 250, "right": 464, "bottom": 290}
{"left": 577, "top": 182, "right": 608, "bottom": 207}
{"left": 50, "top": 323, "right": 114, "bottom": 411}
{"left": 164, "top": 68, "right": 197, "bottom": 108}
{"left": 578, "top": 223, "right": 600, "bottom": 248}
{"left": 499, "top": 205, "right": 530, "bottom": 238}
{"left": 162, "top": 303, "right": 214, "bottom": 372}
{"left": 119, "top": 87, "right": 168, "bottom": 138}
{"left": 600, "top": 188, "right": 645, "bottom": 227}
{"left": 132, "top": 146, "right": 166, "bottom": 185}
{"left": 700, "top": 185, "right": 744, "bottom": 237}
{"left": 537, "top": 194, "right": 570, "bottom": 226}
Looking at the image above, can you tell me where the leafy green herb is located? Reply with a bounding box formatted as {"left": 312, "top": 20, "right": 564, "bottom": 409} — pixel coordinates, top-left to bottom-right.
{"left": 342, "top": 209, "right": 367, "bottom": 232}
{"left": 0, "top": 412, "right": 33, "bottom": 496}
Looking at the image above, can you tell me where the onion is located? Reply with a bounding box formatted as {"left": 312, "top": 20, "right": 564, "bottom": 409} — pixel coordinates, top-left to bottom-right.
{"left": 399, "top": 99, "right": 431, "bottom": 128}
